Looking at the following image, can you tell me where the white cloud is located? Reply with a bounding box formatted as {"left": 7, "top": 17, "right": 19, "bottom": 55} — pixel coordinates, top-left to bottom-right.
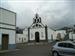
{"left": 0, "top": 0, "right": 75, "bottom": 29}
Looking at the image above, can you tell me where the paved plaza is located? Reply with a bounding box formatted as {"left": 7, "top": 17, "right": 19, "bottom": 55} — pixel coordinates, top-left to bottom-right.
{"left": 0, "top": 43, "right": 52, "bottom": 56}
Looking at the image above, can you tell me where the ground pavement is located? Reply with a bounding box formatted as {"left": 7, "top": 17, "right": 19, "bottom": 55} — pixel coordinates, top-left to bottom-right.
{"left": 0, "top": 43, "right": 52, "bottom": 56}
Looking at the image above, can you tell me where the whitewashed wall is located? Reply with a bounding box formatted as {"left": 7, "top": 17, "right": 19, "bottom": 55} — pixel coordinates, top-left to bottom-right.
{"left": 0, "top": 8, "right": 16, "bottom": 25}
{"left": 16, "top": 34, "right": 28, "bottom": 43}
{"left": 0, "top": 24, "right": 15, "bottom": 29}
{"left": 30, "top": 28, "right": 45, "bottom": 41}
{"left": 56, "top": 30, "right": 66, "bottom": 38}
{"left": 16, "top": 29, "right": 28, "bottom": 43}
{"left": 48, "top": 29, "right": 66, "bottom": 40}
{"left": 0, "top": 8, "right": 16, "bottom": 49}
{"left": 0, "top": 29, "right": 16, "bottom": 45}
{"left": 69, "top": 32, "right": 75, "bottom": 40}
{"left": 48, "top": 28, "right": 56, "bottom": 40}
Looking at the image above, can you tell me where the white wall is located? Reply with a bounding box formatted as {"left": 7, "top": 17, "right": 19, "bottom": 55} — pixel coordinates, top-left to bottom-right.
{"left": 0, "top": 29, "right": 16, "bottom": 45}
{"left": 0, "top": 8, "right": 16, "bottom": 45}
{"left": 0, "top": 24, "right": 15, "bottom": 29}
{"left": 0, "top": 8, "right": 16, "bottom": 25}
{"left": 69, "top": 32, "right": 75, "bottom": 40}
{"left": 30, "top": 28, "right": 45, "bottom": 40}
{"left": 55, "top": 30, "right": 66, "bottom": 38}
{"left": 16, "top": 29, "right": 28, "bottom": 43}
{"left": 16, "top": 34, "right": 28, "bottom": 43}
{"left": 48, "top": 28, "right": 56, "bottom": 40}
{"left": 73, "top": 34, "right": 75, "bottom": 40}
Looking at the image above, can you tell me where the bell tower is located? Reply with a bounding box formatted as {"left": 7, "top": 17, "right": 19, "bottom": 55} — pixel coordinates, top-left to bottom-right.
{"left": 33, "top": 13, "right": 41, "bottom": 23}
{"left": 30, "top": 13, "right": 44, "bottom": 28}
{"left": 28, "top": 13, "right": 48, "bottom": 42}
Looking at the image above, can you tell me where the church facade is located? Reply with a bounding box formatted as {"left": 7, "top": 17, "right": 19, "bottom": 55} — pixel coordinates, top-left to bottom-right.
{"left": 16, "top": 13, "right": 56, "bottom": 43}
{"left": 28, "top": 14, "right": 48, "bottom": 42}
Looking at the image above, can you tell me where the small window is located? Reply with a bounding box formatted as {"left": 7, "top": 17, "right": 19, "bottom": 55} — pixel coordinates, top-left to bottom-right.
{"left": 19, "top": 38, "right": 21, "bottom": 40}
{"left": 37, "top": 19, "right": 39, "bottom": 23}
{"left": 35, "top": 19, "right": 36, "bottom": 23}
{"left": 39, "top": 25, "right": 42, "bottom": 27}
{"left": 36, "top": 24, "right": 38, "bottom": 27}
{"left": 24, "top": 38, "right": 26, "bottom": 40}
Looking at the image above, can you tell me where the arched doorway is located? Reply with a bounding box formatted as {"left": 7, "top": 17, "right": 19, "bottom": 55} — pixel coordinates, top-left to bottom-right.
{"left": 35, "top": 32, "right": 40, "bottom": 42}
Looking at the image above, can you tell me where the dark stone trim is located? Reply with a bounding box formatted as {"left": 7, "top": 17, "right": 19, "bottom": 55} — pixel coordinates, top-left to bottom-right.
{"left": 15, "top": 13, "right": 17, "bottom": 44}
{"left": 8, "top": 44, "right": 16, "bottom": 49}
{"left": 30, "top": 23, "right": 34, "bottom": 28}
{"left": 30, "top": 27, "right": 45, "bottom": 29}
{"left": 30, "top": 22, "right": 45, "bottom": 28}
{"left": 45, "top": 25, "right": 48, "bottom": 41}
{"left": 0, "top": 7, "right": 16, "bottom": 14}
{"left": 29, "top": 40, "right": 35, "bottom": 43}
{"left": 39, "top": 40, "right": 48, "bottom": 42}
{"left": 0, "top": 27, "right": 15, "bottom": 31}
{"left": 41, "top": 22, "right": 45, "bottom": 27}
{"left": 28, "top": 27, "right": 30, "bottom": 42}
{"left": 0, "top": 22, "right": 16, "bottom": 26}
{"left": 0, "top": 44, "right": 16, "bottom": 50}
{"left": 29, "top": 40, "right": 47, "bottom": 43}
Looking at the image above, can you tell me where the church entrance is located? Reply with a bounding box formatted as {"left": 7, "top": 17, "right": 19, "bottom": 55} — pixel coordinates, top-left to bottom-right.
{"left": 2, "top": 34, "right": 9, "bottom": 50}
{"left": 35, "top": 32, "right": 40, "bottom": 42}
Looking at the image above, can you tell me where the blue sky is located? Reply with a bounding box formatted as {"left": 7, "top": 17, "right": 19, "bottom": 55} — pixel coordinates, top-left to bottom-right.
{"left": 0, "top": 0, "right": 75, "bottom": 29}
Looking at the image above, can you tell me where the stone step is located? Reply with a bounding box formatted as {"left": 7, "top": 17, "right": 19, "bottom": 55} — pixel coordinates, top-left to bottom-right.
{"left": 16, "top": 42, "right": 50, "bottom": 49}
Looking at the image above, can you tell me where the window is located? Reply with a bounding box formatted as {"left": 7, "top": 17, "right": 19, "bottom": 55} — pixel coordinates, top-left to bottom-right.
{"left": 41, "top": 32, "right": 44, "bottom": 38}
{"left": 36, "top": 24, "right": 38, "bottom": 27}
{"left": 19, "top": 38, "right": 21, "bottom": 40}
{"left": 58, "top": 43, "right": 63, "bottom": 47}
{"left": 24, "top": 38, "right": 26, "bottom": 40}
{"left": 63, "top": 43, "right": 67, "bottom": 48}
{"left": 34, "top": 19, "right": 36, "bottom": 23}
{"left": 37, "top": 19, "right": 39, "bottom": 23}
{"left": 31, "top": 33, "right": 33, "bottom": 39}
{"left": 67, "top": 43, "right": 74, "bottom": 48}
{"left": 39, "top": 25, "right": 41, "bottom": 27}
{"left": 58, "top": 43, "right": 67, "bottom": 48}
{"left": 58, "top": 43, "right": 74, "bottom": 48}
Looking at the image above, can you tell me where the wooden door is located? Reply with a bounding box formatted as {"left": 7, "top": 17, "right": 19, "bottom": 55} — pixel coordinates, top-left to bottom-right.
{"left": 2, "top": 34, "right": 9, "bottom": 50}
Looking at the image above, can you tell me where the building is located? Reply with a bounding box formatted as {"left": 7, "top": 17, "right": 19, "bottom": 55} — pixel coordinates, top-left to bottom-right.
{"left": 0, "top": 7, "right": 16, "bottom": 50}
{"left": 16, "top": 13, "right": 55, "bottom": 43}
{"left": 28, "top": 13, "right": 48, "bottom": 42}
{"left": 16, "top": 29, "right": 28, "bottom": 43}
{"left": 55, "top": 30, "right": 66, "bottom": 40}
{"left": 69, "top": 26, "right": 75, "bottom": 41}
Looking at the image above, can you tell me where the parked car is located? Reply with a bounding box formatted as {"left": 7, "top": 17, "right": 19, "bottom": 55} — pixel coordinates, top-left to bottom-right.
{"left": 51, "top": 41, "right": 75, "bottom": 56}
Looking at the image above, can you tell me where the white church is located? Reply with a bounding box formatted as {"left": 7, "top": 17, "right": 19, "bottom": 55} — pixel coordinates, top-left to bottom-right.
{"left": 27, "top": 13, "right": 48, "bottom": 42}
{"left": 16, "top": 13, "right": 62, "bottom": 43}
{"left": 16, "top": 13, "right": 75, "bottom": 44}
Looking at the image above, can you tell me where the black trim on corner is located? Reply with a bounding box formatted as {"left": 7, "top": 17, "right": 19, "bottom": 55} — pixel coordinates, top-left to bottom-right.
{"left": 29, "top": 40, "right": 48, "bottom": 43}
{"left": 15, "top": 13, "right": 17, "bottom": 44}
{"left": 45, "top": 25, "right": 48, "bottom": 41}
{"left": 0, "top": 27, "right": 16, "bottom": 31}
{"left": 0, "top": 22, "right": 16, "bottom": 26}
{"left": 28, "top": 27, "right": 30, "bottom": 42}
{"left": 0, "top": 7, "right": 16, "bottom": 14}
